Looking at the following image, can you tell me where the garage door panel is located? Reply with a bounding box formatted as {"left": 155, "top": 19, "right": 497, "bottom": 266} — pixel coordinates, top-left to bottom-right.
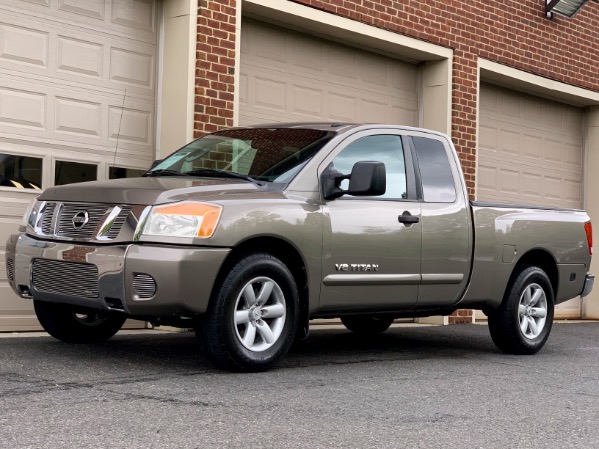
{"left": 292, "top": 85, "right": 323, "bottom": 118}
{"left": 59, "top": 0, "right": 105, "bottom": 20}
{"left": 0, "top": 86, "right": 47, "bottom": 130}
{"left": 55, "top": 97, "right": 102, "bottom": 138}
{"left": 57, "top": 35, "right": 103, "bottom": 78}
{"left": 478, "top": 83, "right": 584, "bottom": 317}
{"left": 0, "top": 21, "right": 49, "bottom": 67}
{"left": 240, "top": 20, "right": 418, "bottom": 127}
{"left": 392, "top": 104, "right": 418, "bottom": 126}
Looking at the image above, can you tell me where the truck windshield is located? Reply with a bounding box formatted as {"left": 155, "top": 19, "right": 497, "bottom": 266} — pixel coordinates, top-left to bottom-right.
{"left": 146, "top": 128, "right": 334, "bottom": 183}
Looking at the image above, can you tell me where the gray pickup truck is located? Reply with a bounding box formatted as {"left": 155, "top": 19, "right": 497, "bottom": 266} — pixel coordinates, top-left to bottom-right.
{"left": 5, "top": 123, "right": 595, "bottom": 371}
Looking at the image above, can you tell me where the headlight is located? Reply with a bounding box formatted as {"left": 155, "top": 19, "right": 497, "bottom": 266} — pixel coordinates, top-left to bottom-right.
{"left": 141, "top": 201, "right": 222, "bottom": 238}
{"left": 21, "top": 196, "right": 39, "bottom": 228}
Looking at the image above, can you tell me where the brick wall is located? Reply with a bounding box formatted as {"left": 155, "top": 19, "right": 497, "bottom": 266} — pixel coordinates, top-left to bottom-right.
{"left": 195, "top": 0, "right": 599, "bottom": 196}
{"left": 195, "top": 0, "right": 237, "bottom": 137}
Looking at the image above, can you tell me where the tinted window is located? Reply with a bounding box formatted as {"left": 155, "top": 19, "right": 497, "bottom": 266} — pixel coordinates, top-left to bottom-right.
{"left": 332, "top": 135, "right": 407, "bottom": 199}
{"left": 109, "top": 167, "right": 145, "bottom": 179}
{"left": 55, "top": 161, "right": 97, "bottom": 186}
{"left": 0, "top": 153, "right": 42, "bottom": 189}
{"left": 412, "top": 137, "right": 456, "bottom": 203}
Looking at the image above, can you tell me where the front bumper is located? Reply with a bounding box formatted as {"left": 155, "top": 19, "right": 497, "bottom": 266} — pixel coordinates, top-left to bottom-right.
{"left": 5, "top": 233, "right": 230, "bottom": 316}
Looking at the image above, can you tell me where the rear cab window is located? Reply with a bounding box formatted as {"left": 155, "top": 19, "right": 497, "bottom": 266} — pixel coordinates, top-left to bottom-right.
{"left": 411, "top": 136, "right": 457, "bottom": 203}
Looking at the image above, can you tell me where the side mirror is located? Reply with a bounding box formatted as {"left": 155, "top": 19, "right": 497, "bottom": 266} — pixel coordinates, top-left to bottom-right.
{"left": 347, "top": 161, "right": 386, "bottom": 196}
{"left": 322, "top": 161, "right": 386, "bottom": 200}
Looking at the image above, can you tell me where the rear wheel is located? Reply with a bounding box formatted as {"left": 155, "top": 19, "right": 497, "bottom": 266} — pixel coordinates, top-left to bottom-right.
{"left": 487, "top": 266, "right": 554, "bottom": 355}
{"left": 196, "top": 253, "right": 299, "bottom": 372}
{"left": 34, "top": 300, "right": 126, "bottom": 343}
{"left": 341, "top": 315, "right": 395, "bottom": 335}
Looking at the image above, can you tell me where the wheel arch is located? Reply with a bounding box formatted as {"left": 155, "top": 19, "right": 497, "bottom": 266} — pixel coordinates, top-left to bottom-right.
{"left": 510, "top": 249, "right": 558, "bottom": 297}
{"left": 212, "top": 236, "right": 310, "bottom": 336}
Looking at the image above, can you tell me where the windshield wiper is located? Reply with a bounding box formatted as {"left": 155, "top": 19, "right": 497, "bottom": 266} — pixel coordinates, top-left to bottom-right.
{"left": 143, "top": 169, "right": 190, "bottom": 177}
{"left": 184, "top": 168, "right": 264, "bottom": 185}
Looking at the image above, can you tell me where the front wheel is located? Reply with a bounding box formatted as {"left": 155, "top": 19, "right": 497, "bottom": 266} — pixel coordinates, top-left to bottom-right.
{"left": 34, "top": 300, "right": 127, "bottom": 343}
{"left": 341, "top": 315, "right": 395, "bottom": 335}
{"left": 487, "top": 266, "right": 555, "bottom": 355}
{"left": 196, "top": 253, "right": 299, "bottom": 372}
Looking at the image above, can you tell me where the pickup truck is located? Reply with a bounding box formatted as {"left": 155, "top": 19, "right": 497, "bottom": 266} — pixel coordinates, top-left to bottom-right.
{"left": 5, "top": 123, "right": 595, "bottom": 372}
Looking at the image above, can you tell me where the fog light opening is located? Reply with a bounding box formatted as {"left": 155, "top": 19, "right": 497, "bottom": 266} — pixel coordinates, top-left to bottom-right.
{"left": 132, "top": 273, "right": 157, "bottom": 300}
{"left": 105, "top": 297, "right": 125, "bottom": 311}
{"left": 18, "top": 285, "right": 32, "bottom": 297}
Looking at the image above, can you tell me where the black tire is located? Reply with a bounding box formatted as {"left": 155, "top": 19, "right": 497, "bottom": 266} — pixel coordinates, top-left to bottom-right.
{"left": 196, "top": 253, "right": 299, "bottom": 372}
{"left": 341, "top": 315, "right": 395, "bottom": 335}
{"left": 34, "top": 300, "right": 126, "bottom": 343}
{"left": 487, "top": 266, "right": 555, "bottom": 355}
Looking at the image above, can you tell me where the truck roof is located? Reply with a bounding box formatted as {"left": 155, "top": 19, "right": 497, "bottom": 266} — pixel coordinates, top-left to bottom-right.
{"left": 226, "top": 122, "right": 449, "bottom": 139}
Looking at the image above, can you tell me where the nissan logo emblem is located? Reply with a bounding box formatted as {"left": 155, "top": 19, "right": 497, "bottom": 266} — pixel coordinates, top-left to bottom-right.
{"left": 72, "top": 211, "right": 89, "bottom": 229}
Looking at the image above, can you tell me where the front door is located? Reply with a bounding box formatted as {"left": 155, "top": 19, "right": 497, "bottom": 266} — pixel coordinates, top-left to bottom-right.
{"left": 319, "top": 131, "right": 422, "bottom": 312}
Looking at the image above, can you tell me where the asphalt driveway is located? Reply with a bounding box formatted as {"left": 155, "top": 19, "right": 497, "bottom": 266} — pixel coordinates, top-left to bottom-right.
{"left": 1, "top": 322, "right": 598, "bottom": 449}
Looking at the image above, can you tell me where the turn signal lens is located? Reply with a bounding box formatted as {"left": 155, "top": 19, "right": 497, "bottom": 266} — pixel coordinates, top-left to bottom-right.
{"left": 584, "top": 221, "right": 592, "bottom": 255}
{"left": 142, "top": 201, "right": 222, "bottom": 238}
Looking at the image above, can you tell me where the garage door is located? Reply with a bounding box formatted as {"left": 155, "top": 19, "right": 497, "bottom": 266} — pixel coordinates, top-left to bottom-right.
{"left": 0, "top": 0, "right": 159, "bottom": 331}
{"left": 478, "top": 83, "right": 584, "bottom": 318}
{"left": 239, "top": 20, "right": 419, "bottom": 127}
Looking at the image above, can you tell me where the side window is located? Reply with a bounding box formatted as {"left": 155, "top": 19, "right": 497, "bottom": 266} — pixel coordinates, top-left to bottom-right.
{"left": 332, "top": 135, "right": 407, "bottom": 199}
{"left": 0, "top": 153, "right": 42, "bottom": 189}
{"left": 412, "top": 136, "right": 457, "bottom": 203}
{"left": 109, "top": 167, "right": 146, "bottom": 179}
{"left": 55, "top": 161, "right": 97, "bottom": 186}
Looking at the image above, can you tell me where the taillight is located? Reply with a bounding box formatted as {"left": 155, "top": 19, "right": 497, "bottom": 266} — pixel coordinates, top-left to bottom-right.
{"left": 584, "top": 221, "right": 592, "bottom": 255}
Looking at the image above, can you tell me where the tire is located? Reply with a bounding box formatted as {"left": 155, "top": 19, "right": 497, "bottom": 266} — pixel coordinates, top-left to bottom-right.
{"left": 196, "top": 253, "right": 299, "bottom": 372}
{"left": 34, "top": 300, "right": 127, "bottom": 343}
{"left": 487, "top": 266, "right": 555, "bottom": 355}
{"left": 341, "top": 315, "right": 395, "bottom": 335}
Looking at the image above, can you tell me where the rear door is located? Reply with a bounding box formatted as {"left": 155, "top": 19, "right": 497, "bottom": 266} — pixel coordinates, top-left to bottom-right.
{"left": 319, "top": 130, "right": 422, "bottom": 312}
{"left": 409, "top": 133, "right": 472, "bottom": 308}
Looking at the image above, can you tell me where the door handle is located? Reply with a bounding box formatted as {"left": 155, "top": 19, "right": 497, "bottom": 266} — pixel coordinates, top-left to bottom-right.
{"left": 398, "top": 212, "right": 419, "bottom": 225}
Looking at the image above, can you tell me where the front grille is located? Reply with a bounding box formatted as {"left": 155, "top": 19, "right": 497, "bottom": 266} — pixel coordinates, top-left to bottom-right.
{"left": 132, "top": 273, "right": 156, "bottom": 299}
{"left": 56, "top": 203, "right": 111, "bottom": 238}
{"left": 39, "top": 202, "right": 132, "bottom": 240}
{"left": 6, "top": 258, "right": 14, "bottom": 282}
{"left": 31, "top": 259, "right": 99, "bottom": 299}
{"left": 41, "top": 203, "right": 56, "bottom": 234}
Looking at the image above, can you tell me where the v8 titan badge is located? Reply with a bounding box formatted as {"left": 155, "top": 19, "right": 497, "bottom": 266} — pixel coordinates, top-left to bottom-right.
{"left": 335, "top": 263, "right": 379, "bottom": 272}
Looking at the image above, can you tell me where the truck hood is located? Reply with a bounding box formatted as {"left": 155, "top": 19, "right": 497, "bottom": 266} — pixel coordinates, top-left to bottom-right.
{"left": 38, "top": 177, "right": 276, "bottom": 205}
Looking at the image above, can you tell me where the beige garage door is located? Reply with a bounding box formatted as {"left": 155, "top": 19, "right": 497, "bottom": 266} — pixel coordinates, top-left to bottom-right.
{"left": 478, "top": 83, "right": 584, "bottom": 318}
{"left": 239, "top": 20, "right": 419, "bottom": 127}
{"left": 0, "top": 0, "right": 159, "bottom": 331}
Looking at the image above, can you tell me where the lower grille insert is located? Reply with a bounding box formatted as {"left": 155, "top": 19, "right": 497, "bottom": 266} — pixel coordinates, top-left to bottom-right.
{"left": 32, "top": 259, "right": 99, "bottom": 299}
{"left": 6, "top": 258, "right": 14, "bottom": 282}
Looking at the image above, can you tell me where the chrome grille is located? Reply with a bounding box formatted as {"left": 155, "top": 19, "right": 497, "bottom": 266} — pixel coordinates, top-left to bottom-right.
{"left": 56, "top": 203, "right": 109, "bottom": 238}
{"left": 132, "top": 273, "right": 156, "bottom": 299}
{"left": 106, "top": 206, "right": 132, "bottom": 239}
{"left": 41, "top": 203, "right": 56, "bottom": 235}
{"left": 43, "top": 203, "right": 132, "bottom": 240}
{"left": 32, "top": 259, "right": 99, "bottom": 299}
{"left": 6, "top": 258, "right": 14, "bottom": 282}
